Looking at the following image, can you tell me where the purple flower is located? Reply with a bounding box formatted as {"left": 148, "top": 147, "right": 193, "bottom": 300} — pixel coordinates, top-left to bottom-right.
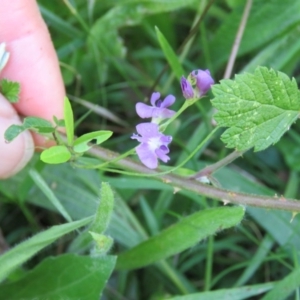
{"left": 136, "top": 92, "right": 176, "bottom": 123}
{"left": 180, "top": 76, "right": 194, "bottom": 99}
{"left": 190, "top": 69, "right": 214, "bottom": 96}
{"left": 131, "top": 122, "right": 172, "bottom": 169}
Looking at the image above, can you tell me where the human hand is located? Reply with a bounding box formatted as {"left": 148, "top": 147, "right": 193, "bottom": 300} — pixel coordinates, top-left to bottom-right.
{"left": 0, "top": 0, "right": 65, "bottom": 178}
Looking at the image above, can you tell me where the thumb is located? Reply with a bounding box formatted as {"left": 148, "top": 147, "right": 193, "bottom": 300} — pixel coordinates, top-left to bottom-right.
{"left": 0, "top": 94, "right": 34, "bottom": 179}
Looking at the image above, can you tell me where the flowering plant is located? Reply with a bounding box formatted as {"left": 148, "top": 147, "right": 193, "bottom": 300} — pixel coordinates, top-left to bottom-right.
{"left": 2, "top": 2, "right": 300, "bottom": 299}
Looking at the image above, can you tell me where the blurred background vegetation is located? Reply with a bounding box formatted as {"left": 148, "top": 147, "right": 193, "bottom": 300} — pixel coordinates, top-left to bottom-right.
{"left": 1, "top": 0, "right": 300, "bottom": 299}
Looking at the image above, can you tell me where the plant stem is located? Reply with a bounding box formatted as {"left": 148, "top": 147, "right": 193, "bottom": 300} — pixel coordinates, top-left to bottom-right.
{"left": 223, "top": 0, "right": 253, "bottom": 79}
{"left": 87, "top": 145, "right": 300, "bottom": 213}
{"left": 191, "top": 150, "right": 245, "bottom": 179}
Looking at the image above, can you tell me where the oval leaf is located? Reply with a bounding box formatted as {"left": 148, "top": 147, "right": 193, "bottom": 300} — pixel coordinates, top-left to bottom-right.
{"left": 73, "top": 130, "right": 113, "bottom": 153}
{"left": 40, "top": 145, "right": 71, "bottom": 164}
{"left": 23, "top": 117, "right": 54, "bottom": 133}
{"left": 4, "top": 125, "right": 24, "bottom": 142}
{"left": 0, "top": 254, "right": 116, "bottom": 300}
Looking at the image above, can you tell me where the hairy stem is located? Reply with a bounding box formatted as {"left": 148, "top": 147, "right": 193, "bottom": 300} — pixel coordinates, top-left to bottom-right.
{"left": 88, "top": 145, "right": 300, "bottom": 213}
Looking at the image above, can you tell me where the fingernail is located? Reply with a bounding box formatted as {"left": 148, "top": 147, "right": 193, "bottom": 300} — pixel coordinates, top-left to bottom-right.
{"left": 0, "top": 96, "right": 34, "bottom": 178}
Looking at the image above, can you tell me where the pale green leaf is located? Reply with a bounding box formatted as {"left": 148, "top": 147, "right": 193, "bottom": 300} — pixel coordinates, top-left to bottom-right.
{"left": 0, "top": 254, "right": 116, "bottom": 300}
{"left": 0, "top": 79, "right": 20, "bottom": 103}
{"left": 116, "top": 206, "right": 245, "bottom": 270}
{"left": 40, "top": 145, "right": 71, "bottom": 164}
{"left": 64, "top": 96, "right": 74, "bottom": 145}
{"left": 155, "top": 26, "right": 185, "bottom": 80}
{"left": 0, "top": 216, "right": 93, "bottom": 283}
{"left": 211, "top": 67, "right": 300, "bottom": 151}
{"left": 73, "top": 130, "right": 113, "bottom": 153}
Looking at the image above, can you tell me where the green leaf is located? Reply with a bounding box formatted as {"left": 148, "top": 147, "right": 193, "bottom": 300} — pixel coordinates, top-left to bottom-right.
{"left": 211, "top": 67, "right": 300, "bottom": 151}
{"left": 29, "top": 169, "right": 72, "bottom": 222}
{"left": 262, "top": 266, "right": 300, "bottom": 300}
{"left": 64, "top": 96, "right": 74, "bottom": 145}
{"left": 168, "top": 282, "right": 274, "bottom": 300}
{"left": 73, "top": 130, "right": 113, "bottom": 153}
{"left": 4, "top": 125, "right": 25, "bottom": 142}
{"left": 0, "top": 79, "right": 20, "bottom": 103}
{"left": 23, "top": 117, "right": 54, "bottom": 133}
{"left": 90, "top": 182, "right": 114, "bottom": 234}
{"left": 53, "top": 115, "right": 65, "bottom": 127}
{"left": 0, "top": 254, "right": 116, "bottom": 300}
{"left": 155, "top": 26, "right": 185, "bottom": 81}
{"left": 40, "top": 145, "right": 71, "bottom": 164}
{"left": 116, "top": 206, "right": 245, "bottom": 270}
{"left": 0, "top": 216, "right": 93, "bottom": 283}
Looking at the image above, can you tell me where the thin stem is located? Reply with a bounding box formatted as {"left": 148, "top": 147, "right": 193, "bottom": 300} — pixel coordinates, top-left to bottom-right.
{"left": 87, "top": 145, "right": 300, "bottom": 213}
{"left": 191, "top": 150, "right": 246, "bottom": 179}
{"left": 159, "top": 100, "right": 193, "bottom": 132}
{"left": 159, "top": 95, "right": 207, "bottom": 133}
{"left": 204, "top": 235, "right": 214, "bottom": 291}
{"left": 223, "top": 0, "right": 253, "bottom": 79}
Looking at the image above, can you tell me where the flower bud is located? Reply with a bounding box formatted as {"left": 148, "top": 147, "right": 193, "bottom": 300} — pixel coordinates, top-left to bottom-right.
{"left": 180, "top": 76, "right": 194, "bottom": 100}
{"left": 190, "top": 69, "right": 214, "bottom": 96}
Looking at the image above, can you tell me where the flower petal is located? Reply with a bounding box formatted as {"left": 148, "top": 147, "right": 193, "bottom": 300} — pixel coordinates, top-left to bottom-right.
{"left": 150, "top": 92, "right": 161, "bottom": 106}
{"left": 159, "top": 134, "right": 172, "bottom": 145}
{"left": 160, "top": 94, "right": 175, "bottom": 108}
{"left": 155, "top": 147, "right": 170, "bottom": 163}
{"left": 151, "top": 108, "right": 175, "bottom": 119}
{"left": 136, "top": 122, "right": 159, "bottom": 137}
{"left": 136, "top": 103, "right": 155, "bottom": 118}
{"left": 136, "top": 143, "right": 158, "bottom": 169}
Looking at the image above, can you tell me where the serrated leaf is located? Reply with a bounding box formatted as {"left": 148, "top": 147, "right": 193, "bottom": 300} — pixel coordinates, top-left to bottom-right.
{"left": 4, "top": 125, "right": 25, "bottom": 142}
{"left": 73, "top": 130, "right": 113, "bottom": 153}
{"left": 211, "top": 67, "right": 300, "bottom": 151}
{"left": 40, "top": 145, "right": 71, "bottom": 164}
{"left": 0, "top": 254, "right": 116, "bottom": 300}
{"left": 23, "top": 117, "right": 54, "bottom": 133}
{"left": 0, "top": 79, "right": 20, "bottom": 103}
{"left": 64, "top": 96, "right": 74, "bottom": 145}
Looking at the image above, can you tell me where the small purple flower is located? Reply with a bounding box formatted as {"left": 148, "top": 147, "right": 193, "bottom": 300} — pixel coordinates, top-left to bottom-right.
{"left": 190, "top": 69, "right": 214, "bottom": 96}
{"left": 131, "top": 122, "right": 172, "bottom": 169}
{"left": 136, "top": 92, "right": 176, "bottom": 123}
{"left": 180, "top": 76, "right": 194, "bottom": 99}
